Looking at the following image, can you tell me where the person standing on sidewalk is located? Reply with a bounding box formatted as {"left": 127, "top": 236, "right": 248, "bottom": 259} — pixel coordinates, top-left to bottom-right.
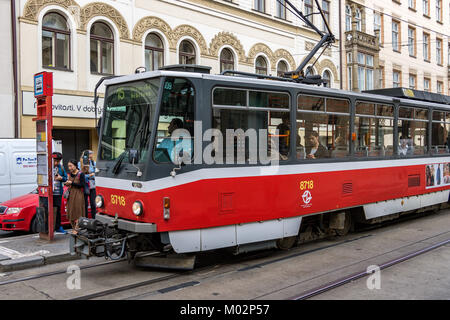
{"left": 65, "top": 159, "right": 85, "bottom": 233}
{"left": 49, "top": 152, "right": 67, "bottom": 234}
{"left": 78, "top": 150, "right": 97, "bottom": 219}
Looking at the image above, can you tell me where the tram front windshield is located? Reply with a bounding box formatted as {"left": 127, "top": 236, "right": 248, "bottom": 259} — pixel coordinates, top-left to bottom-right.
{"left": 100, "top": 78, "right": 160, "bottom": 163}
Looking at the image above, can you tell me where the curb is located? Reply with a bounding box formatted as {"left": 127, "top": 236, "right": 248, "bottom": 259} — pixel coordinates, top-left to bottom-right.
{"left": 0, "top": 252, "right": 80, "bottom": 272}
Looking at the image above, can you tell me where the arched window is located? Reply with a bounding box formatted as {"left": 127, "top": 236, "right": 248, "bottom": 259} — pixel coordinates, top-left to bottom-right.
{"left": 305, "top": 66, "right": 315, "bottom": 76}
{"left": 220, "top": 48, "right": 234, "bottom": 73}
{"left": 90, "top": 22, "right": 114, "bottom": 74}
{"left": 145, "top": 33, "right": 164, "bottom": 71}
{"left": 322, "top": 70, "right": 331, "bottom": 87}
{"left": 277, "top": 60, "right": 288, "bottom": 77}
{"left": 42, "top": 12, "right": 70, "bottom": 69}
{"left": 255, "top": 56, "right": 267, "bottom": 75}
{"left": 179, "top": 40, "right": 196, "bottom": 65}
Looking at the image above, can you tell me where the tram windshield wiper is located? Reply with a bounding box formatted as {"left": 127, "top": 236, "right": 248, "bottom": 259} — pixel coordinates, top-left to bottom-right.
{"left": 112, "top": 149, "right": 128, "bottom": 175}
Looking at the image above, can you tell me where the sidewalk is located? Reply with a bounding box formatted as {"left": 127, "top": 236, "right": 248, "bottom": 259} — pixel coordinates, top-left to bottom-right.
{"left": 0, "top": 232, "right": 78, "bottom": 272}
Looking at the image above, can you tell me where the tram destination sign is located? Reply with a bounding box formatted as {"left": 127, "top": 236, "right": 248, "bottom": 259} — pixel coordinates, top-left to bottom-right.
{"left": 22, "top": 91, "right": 104, "bottom": 119}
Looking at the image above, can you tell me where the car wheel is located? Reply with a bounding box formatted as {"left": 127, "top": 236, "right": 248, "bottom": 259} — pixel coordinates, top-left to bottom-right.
{"left": 30, "top": 216, "right": 39, "bottom": 234}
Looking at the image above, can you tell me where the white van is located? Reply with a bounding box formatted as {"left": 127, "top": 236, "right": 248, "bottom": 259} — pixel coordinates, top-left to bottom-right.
{"left": 0, "top": 139, "right": 37, "bottom": 203}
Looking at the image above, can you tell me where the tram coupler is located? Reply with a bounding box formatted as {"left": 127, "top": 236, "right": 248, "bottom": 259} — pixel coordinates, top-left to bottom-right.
{"left": 69, "top": 217, "right": 132, "bottom": 260}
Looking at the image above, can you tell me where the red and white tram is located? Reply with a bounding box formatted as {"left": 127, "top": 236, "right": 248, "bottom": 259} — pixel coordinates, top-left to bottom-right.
{"left": 70, "top": 65, "right": 450, "bottom": 268}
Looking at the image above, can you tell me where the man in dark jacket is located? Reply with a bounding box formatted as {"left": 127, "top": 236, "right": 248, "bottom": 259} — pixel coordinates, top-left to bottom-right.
{"left": 306, "top": 131, "right": 329, "bottom": 159}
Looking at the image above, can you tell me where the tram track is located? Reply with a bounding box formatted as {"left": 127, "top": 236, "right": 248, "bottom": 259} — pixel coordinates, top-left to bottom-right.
{"left": 289, "top": 236, "right": 450, "bottom": 300}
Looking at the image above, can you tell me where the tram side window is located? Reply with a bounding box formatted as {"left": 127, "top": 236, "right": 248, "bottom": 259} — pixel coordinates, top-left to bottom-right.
{"left": 398, "top": 107, "right": 428, "bottom": 156}
{"left": 153, "top": 78, "right": 195, "bottom": 164}
{"left": 354, "top": 102, "right": 394, "bottom": 157}
{"left": 212, "top": 88, "right": 290, "bottom": 164}
{"left": 296, "top": 95, "right": 350, "bottom": 160}
{"left": 431, "top": 110, "right": 450, "bottom": 154}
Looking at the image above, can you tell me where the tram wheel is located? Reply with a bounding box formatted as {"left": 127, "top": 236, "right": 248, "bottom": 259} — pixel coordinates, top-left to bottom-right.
{"left": 276, "top": 236, "right": 297, "bottom": 250}
{"left": 335, "top": 212, "right": 353, "bottom": 236}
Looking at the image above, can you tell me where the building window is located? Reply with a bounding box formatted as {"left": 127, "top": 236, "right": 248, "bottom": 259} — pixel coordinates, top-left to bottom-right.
{"left": 408, "top": 27, "right": 416, "bottom": 57}
{"left": 179, "top": 40, "right": 196, "bottom": 65}
{"left": 277, "top": 60, "right": 288, "bottom": 77}
{"left": 393, "top": 70, "right": 401, "bottom": 88}
{"left": 145, "top": 33, "right": 164, "bottom": 71}
{"left": 436, "top": 0, "right": 442, "bottom": 21}
{"left": 322, "top": 70, "right": 331, "bottom": 87}
{"left": 255, "top": 56, "right": 268, "bottom": 75}
{"left": 423, "top": 33, "right": 430, "bottom": 61}
{"left": 408, "top": 0, "right": 416, "bottom": 9}
{"left": 355, "top": 8, "right": 362, "bottom": 31}
{"left": 305, "top": 66, "right": 315, "bottom": 76}
{"left": 437, "top": 81, "right": 443, "bottom": 94}
{"left": 276, "top": 0, "right": 286, "bottom": 19}
{"left": 220, "top": 48, "right": 234, "bottom": 73}
{"left": 254, "top": 0, "right": 265, "bottom": 13}
{"left": 436, "top": 38, "right": 443, "bottom": 65}
{"left": 347, "top": 52, "right": 352, "bottom": 90}
{"left": 392, "top": 20, "right": 400, "bottom": 52}
{"left": 377, "top": 66, "right": 385, "bottom": 89}
{"left": 424, "top": 78, "right": 430, "bottom": 91}
{"left": 305, "top": 0, "right": 313, "bottom": 24}
{"left": 423, "top": 0, "right": 429, "bottom": 15}
{"left": 90, "top": 22, "right": 114, "bottom": 75}
{"left": 374, "top": 12, "right": 383, "bottom": 45}
{"left": 357, "top": 52, "right": 374, "bottom": 91}
{"left": 42, "top": 12, "right": 70, "bottom": 70}
{"left": 345, "top": 5, "right": 352, "bottom": 31}
{"left": 322, "top": 0, "right": 330, "bottom": 32}
{"left": 409, "top": 74, "right": 417, "bottom": 89}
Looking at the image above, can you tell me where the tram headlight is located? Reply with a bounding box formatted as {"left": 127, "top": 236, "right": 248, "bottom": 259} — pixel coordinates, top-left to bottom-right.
{"left": 132, "top": 201, "right": 143, "bottom": 216}
{"left": 95, "top": 195, "right": 104, "bottom": 208}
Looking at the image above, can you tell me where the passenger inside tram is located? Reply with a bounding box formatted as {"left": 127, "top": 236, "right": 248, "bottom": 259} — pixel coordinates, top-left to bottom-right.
{"left": 306, "top": 131, "right": 329, "bottom": 159}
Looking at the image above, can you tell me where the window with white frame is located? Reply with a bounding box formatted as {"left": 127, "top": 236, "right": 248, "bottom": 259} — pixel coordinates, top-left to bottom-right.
{"left": 305, "top": 0, "right": 313, "bottom": 24}
{"left": 437, "top": 81, "right": 443, "bottom": 94}
{"left": 357, "top": 52, "right": 374, "bottom": 91}
{"left": 423, "top": 0, "right": 429, "bottom": 15}
{"left": 220, "top": 48, "right": 234, "bottom": 73}
{"left": 347, "top": 52, "right": 352, "bottom": 90}
{"left": 276, "top": 0, "right": 286, "bottom": 19}
{"left": 355, "top": 8, "right": 362, "bottom": 31}
{"left": 424, "top": 78, "right": 430, "bottom": 91}
{"left": 322, "top": 0, "right": 330, "bottom": 32}
{"left": 423, "top": 33, "right": 430, "bottom": 60}
{"left": 179, "top": 40, "right": 196, "bottom": 65}
{"left": 409, "top": 74, "right": 417, "bottom": 89}
{"left": 436, "top": 0, "right": 442, "bottom": 21}
{"left": 374, "top": 12, "right": 382, "bottom": 45}
{"left": 255, "top": 56, "right": 268, "bottom": 75}
{"left": 393, "top": 70, "right": 401, "bottom": 88}
{"left": 436, "top": 38, "right": 442, "bottom": 65}
{"left": 345, "top": 5, "right": 352, "bottom": 31}
{"left": 254, "top": 0, "right": 265, "bottom": 12}
{"left": 408, "top": 27, "right": 416, "bottom": 56}
{"left": 392, "top": 20, "right": 400, "bottom": 52}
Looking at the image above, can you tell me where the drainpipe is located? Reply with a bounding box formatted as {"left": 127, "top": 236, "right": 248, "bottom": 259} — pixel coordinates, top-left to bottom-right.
{"left": 338, "top": 0, "right": 343, "bottom": 89}
{"left": 11, "top": 0, "right": 19, "bottom": 138}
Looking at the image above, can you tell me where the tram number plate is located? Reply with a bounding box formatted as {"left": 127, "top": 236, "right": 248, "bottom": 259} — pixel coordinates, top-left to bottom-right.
{"left": 299, "top": 180, "right": 314, "bottom": 190}
{"left": 111, "top": 195, "right": 126, "bottom": 206}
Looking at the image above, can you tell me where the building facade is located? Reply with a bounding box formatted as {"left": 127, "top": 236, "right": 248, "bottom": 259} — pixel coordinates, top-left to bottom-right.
{"left": 1, "top": 0, "right": 15, "bottom": 138}
{"left": 11, "top": 0, "right": 341, "bottom": 161}
{"left": 341, "top": 0, "right": 450, "bottom": 94}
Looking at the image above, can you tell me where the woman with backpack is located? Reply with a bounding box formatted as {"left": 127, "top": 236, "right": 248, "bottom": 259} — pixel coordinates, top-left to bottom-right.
{"left": 64, "top": 159, "right": 86, "bottom": 233}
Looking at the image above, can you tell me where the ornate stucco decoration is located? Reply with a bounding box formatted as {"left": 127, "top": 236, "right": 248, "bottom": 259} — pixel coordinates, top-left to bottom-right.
{"left": 170, "top": 24, "right": 209, "bottom": 56}
{"left": 247, "top": 43, "right": 276, "bottom": 68}
{"left": 209, "top": 32, "right": 246, "bottom": 63}
{"left": 132, "top": 16, "right": 173, "bottom": 43}
{"left": 79, "top": 2, "right": 130, "bottom": 39}
{"left": 23, "top": 0, "right": 81, "bottom": 21}
{"left": 273, "top": 49, "right": 296, "bottom": 71}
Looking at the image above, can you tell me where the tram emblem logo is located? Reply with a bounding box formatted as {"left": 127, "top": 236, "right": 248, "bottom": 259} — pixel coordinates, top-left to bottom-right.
{"left": 302, "top": 190, "right": 312, "bottom": 205}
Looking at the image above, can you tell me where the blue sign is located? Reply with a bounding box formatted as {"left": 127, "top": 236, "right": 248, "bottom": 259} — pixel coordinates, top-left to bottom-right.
{"left": 34, "top": 73, "right": 44, "bottom": 97}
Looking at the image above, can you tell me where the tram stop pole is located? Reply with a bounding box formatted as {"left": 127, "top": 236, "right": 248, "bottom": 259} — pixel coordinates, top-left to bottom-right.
{"left": 32, "top": 72, "right": 55, "bottom": 241}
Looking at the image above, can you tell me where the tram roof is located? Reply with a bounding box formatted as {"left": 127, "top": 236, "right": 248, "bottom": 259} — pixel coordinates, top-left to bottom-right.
{"left": 104, "top": 70, "right": 450, "bottom": 110}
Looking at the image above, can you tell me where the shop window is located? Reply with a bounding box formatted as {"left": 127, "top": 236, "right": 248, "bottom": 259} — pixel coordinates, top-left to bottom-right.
{"left": 42, "top": 12, "right": 70, "bottom": 70}
{"left": 90, "top": 22, "right": 114, "bottom": 75}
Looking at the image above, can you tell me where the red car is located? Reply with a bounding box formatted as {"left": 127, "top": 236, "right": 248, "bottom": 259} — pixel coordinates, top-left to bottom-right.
{"left": 0, "top": 188, "right": 91, "bottom": 233}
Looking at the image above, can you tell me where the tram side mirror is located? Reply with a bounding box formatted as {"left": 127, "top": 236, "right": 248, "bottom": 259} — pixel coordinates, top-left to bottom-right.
{"left": 129, "top": 149, "right": 139, "bottom": 164}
